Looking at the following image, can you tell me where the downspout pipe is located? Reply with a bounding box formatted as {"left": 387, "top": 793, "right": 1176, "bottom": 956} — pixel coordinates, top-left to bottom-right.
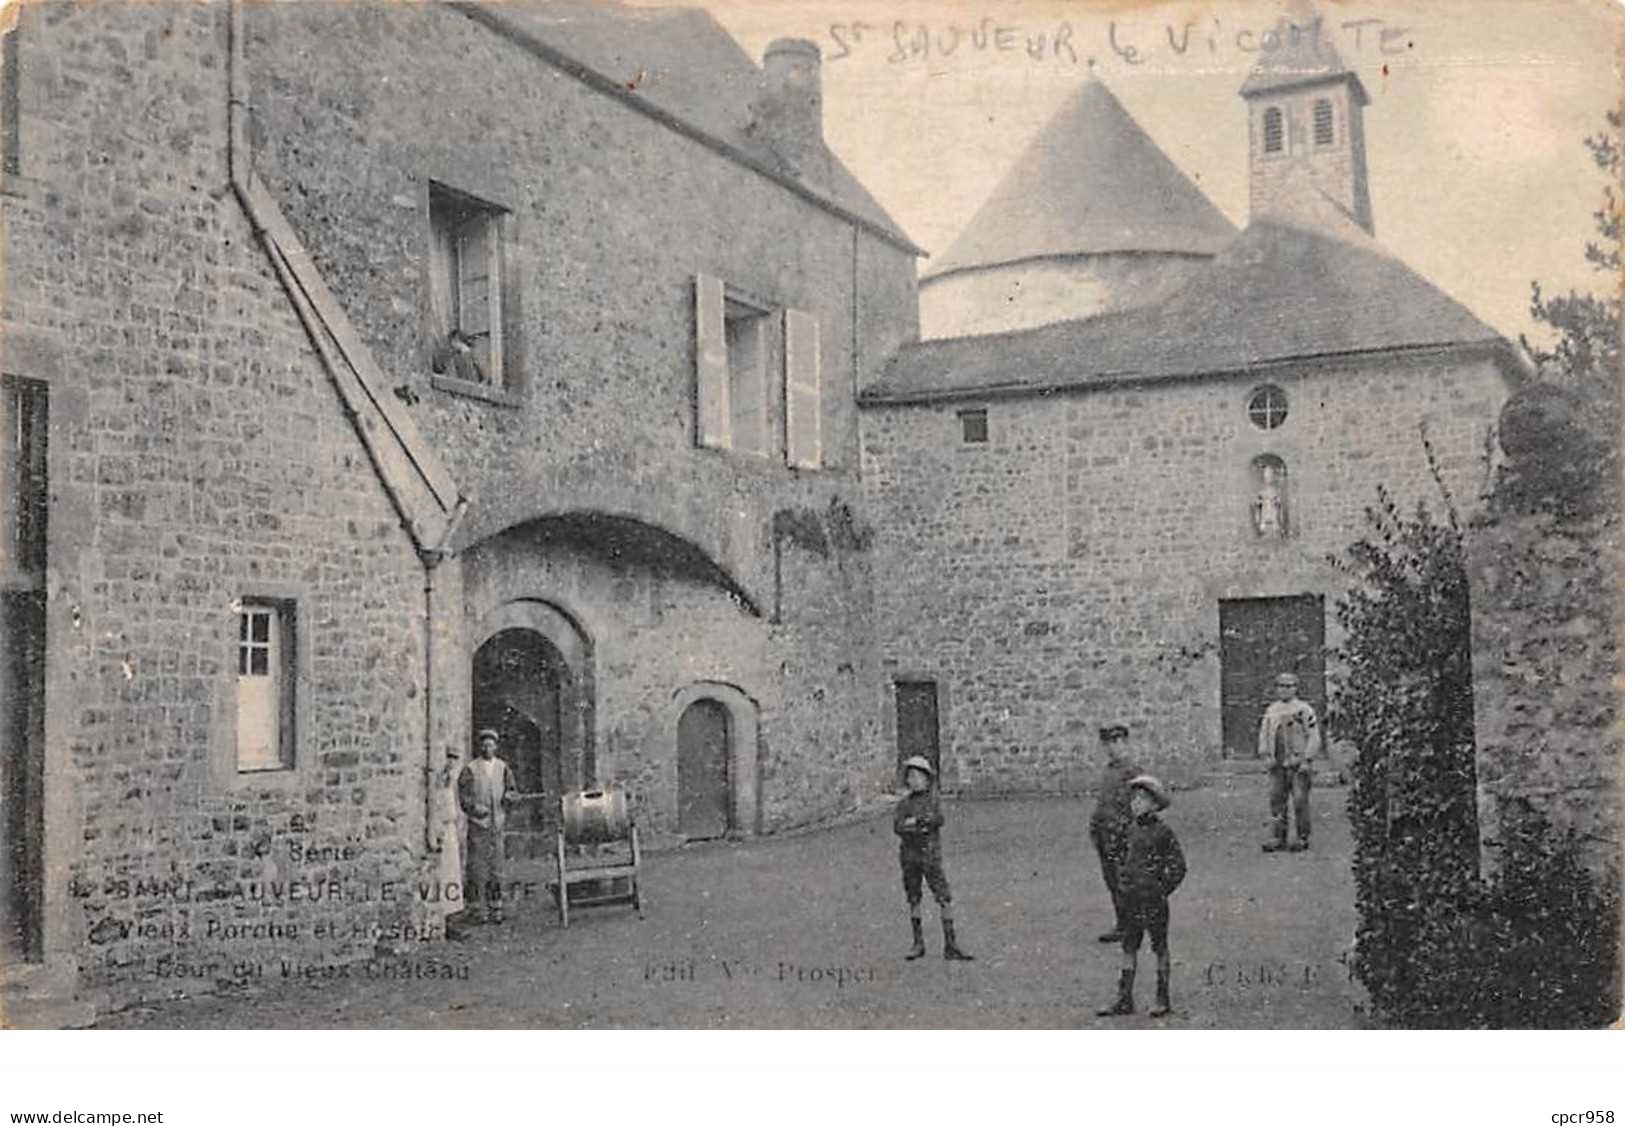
{"left": 226, "top": 0, "right": 471, "bottom": 858}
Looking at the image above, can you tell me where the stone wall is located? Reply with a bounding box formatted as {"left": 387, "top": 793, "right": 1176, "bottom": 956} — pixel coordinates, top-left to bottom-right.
{"left": 238, "top": 2, "right": 915, "bottom": 835}
{"left": 0, "top": 0, "right": 918, "bottom": 1011}
{"left": 1468, "top": 387, "right": 1621, "bottom": 880}
{"left": 863, "top": 351, "right": 1508, "bottom": 793}
{"left": 1, "top": 1, "right": 429, "bottom": 1008}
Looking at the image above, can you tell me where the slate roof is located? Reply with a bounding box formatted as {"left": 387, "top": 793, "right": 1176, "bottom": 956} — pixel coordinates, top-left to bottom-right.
{"left": 458, "top": 1, "right": 919, "bottom": 253}
{"left": 866, "top": 214, "right": 1505, "bottom": 402}
{"left": 924, "top": 80, "right": 1235, "bottom": 280}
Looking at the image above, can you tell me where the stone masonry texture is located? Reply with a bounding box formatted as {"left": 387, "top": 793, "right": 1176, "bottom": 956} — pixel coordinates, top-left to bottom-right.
{"left": 861, "top": 354, "right": 1509, "bottom": 794}
{"left": 1, "top": 0, "right": 919, "bottom": 1012}
{"left": 1469, "top": 504, "right": 1621, "bottom": 881}
{"left": 2, "top": 1, "right": 428, "bottom": 1009}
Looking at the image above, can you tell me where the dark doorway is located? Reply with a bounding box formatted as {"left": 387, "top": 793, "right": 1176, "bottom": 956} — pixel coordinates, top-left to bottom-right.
{"left": 894, "top": 680, "right": 941, "bottom": 781}
{"left": 677, "top": 699, "right": 730, "bottom": 840}
{"left": 1219, "top": 595, "right": 1326, "bottom": 758}
{"left": 3, "top": 375, "right": 47, "bottom": 964}
{"left": 1, "top": 592, "right": 45, "bottom": 963}
{"left": 472, "top": 628, "right": 566, "bottom": 859}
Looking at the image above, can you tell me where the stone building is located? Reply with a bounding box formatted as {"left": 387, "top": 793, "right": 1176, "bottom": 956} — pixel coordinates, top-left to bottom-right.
{"left": 0, "top": 0, "right": 917, "bottom": 1019}
{"left": 861, "top": 36, "right": 1521, "bottom": 793}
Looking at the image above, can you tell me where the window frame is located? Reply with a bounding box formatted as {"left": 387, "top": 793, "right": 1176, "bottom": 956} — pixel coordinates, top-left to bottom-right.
{"left": 957, "top": 407, "right": 989, "bottom": 445}
{"left": 724, "top": 292, "right": 772, "bottom": 459}
{"left": 1, "top": 374, "right": 47, "bottom": 586}
{"left": 1312, "top": 98, "right": 1335, "bottom": 148}
{"left": 1, "top": 19, "right": 20, "bottom": 178}
{"left": 1246, "top": 384, "right": 1290, "bottom": 431}
{"left": 1261, "top": 105, "right": 1285, "bottom": 156}
{"left": 214, "top": 586, "right": 311, "bottom": 791}
{"left": 427, "top": 181, "right": 517, "bottom": 406}
{"left": 235, "top": 597, "right": 297, "bottom": 774}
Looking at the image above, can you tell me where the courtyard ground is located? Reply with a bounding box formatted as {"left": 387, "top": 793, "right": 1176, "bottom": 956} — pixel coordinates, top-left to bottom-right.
{"left": 98, "top": 778, "right": 1365, "bottom": 1029}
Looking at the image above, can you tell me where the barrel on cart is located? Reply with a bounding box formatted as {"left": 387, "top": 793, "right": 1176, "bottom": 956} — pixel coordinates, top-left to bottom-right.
{"left": 553, "top": 787, "right": 642, "bottom": 927}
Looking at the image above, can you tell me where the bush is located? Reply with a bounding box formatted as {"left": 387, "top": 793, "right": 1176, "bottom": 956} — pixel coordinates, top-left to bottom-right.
{"left": 1331, "top": 443, "right": 1619, "bottom": 1028}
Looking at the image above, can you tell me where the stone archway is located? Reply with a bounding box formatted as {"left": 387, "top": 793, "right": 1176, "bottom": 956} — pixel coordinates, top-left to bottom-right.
{"left": 471, "top": 600, "right": 596, "bottom": 792}
{"left": 671, "top": 681, "right": 761, "bottom": 837}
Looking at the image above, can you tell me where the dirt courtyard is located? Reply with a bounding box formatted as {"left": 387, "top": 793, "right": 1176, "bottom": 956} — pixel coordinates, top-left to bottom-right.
{"left": 99, "top": 779, "right": 1365, "bottom": 1029}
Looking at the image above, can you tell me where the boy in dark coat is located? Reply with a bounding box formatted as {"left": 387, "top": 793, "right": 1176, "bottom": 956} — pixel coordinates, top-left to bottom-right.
{"left": 894, "top": 755, "right": 974, "bottom": 961}
{"left": 1097, "top": 774, "right": 1186, "bottom": 1018}
{"left": 1088, "top": 724, "right": 1140, "bottom": 943}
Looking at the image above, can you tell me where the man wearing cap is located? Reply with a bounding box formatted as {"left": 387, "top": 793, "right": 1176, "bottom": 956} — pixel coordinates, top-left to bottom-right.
{"left": 1087, "top": 724, "right": 1140, "bottom": 943}
{"left": 457, "top": 727, "right": 520, "bottom": 923}
{"left": 894, "top": 755, "right": 974, "bottom": 961}
{"left": 1257, "top": 672, "right": 1321, "bottom": 853}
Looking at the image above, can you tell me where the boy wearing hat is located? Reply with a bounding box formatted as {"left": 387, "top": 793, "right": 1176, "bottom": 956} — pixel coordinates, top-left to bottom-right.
{"left": 1258, "top": 671, "right": 1320, "bottom": 852}
{"left": 458, "top": 728, "right": 519, "bottom": 924}
{"left": 894, "top": 755, "right": 974, "bottom": 961}
{"left": 1097, "top": 774, "right": 1186, "bottom": 1019}
{"left": 1088, "top": 724, "right": 1140, "bottom": 943}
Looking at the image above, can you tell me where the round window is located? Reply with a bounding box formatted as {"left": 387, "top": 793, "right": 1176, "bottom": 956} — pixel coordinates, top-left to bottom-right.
{"left": 1247, "top": 384, "right": 1289, "bottom": 430}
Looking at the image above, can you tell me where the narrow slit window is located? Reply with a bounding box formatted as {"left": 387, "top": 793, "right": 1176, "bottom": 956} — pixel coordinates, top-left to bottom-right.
{"left": 1312, "top": 99, "right": 1334, "bottom": 147}
{"left": 1262, "top": 106, "right": 1284, "bottom": 155}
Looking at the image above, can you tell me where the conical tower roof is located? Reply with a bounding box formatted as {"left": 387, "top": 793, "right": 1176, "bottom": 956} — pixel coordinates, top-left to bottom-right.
{"left": 924, "top": 80, "right": 1235, "bottom": 280}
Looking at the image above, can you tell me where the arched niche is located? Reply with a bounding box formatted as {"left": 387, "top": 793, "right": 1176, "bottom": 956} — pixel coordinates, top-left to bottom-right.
{"left": 671, "top": 681, "right": 761, "bottom": 837}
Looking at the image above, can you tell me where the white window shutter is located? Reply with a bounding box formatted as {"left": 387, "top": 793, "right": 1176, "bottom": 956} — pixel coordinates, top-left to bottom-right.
{"left": 784, "top": 308, "right": 821, "bottom": 470}
{"left": 694, "top": 274, "right": 731, "bottom": 450}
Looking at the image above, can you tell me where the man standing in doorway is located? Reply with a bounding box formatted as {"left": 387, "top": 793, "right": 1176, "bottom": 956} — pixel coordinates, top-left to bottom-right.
{"left": 458, "top": 728, "right": 519, "bottom": 922}
{"left": 1258, "top": 672, "right": 1320, "bottom": 853}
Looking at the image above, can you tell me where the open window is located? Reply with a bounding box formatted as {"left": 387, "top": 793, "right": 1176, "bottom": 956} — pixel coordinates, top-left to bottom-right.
{"left": 429, "top": 182, "right": 507, "bottom": 391}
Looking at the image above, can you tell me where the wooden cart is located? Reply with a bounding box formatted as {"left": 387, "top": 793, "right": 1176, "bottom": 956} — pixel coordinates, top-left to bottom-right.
{"left": 553, "top": 788, "right": 643, "bottom": 928}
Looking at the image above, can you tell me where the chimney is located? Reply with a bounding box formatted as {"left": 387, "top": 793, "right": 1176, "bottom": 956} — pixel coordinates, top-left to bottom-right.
{"left": 752, "top": 38, "right": 827, "bottom": 183}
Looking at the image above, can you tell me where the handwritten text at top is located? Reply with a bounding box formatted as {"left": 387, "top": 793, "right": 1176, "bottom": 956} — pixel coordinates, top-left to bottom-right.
{"left": 826, "top": 14, "right": 1413, "bottom": 68}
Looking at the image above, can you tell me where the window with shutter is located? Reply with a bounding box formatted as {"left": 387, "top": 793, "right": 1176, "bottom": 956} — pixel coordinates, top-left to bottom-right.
{"left": 429, "top": 182, "right": 507, "bottom": 390}
{"left": 1, "top": 21, "right": 19, "bottom": 177}
{"left": 237, "top": 600, "right": 296, "bottom": 772}
{"left": 1262, "top": 106, "right": 1284, "bottom": 155}
{"left": 1312, "top": 99, "right": 1334, "bottom": 147}
{"left": 694, "top": 273, "right": 732, "bottom": 450}
{"left": 783, "top": 309, "right": 821, "bottom": 470}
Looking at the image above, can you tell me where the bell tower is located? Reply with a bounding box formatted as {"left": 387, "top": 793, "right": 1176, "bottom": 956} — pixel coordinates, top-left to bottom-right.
{"left": 1240, "top": 12, "right": 1373, "bottom": 234}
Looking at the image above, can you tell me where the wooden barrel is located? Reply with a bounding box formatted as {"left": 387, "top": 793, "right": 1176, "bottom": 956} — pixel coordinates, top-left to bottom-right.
{"left": 561, "top": 788, "right": 630, "bottom": 845}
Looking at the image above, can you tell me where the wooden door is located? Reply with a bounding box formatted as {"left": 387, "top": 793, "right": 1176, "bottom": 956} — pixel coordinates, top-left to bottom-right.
{"left": 1, "top": 591, "right": 45, "bottom": 962}
{"left": 894, "top": 680, "right": 941, "bottom": 780}
{"left": 1219, "top": 596, "right": 1326, "bottom": 758}
{"left": 678, "top": 699, "right": 730, "bottom": 839}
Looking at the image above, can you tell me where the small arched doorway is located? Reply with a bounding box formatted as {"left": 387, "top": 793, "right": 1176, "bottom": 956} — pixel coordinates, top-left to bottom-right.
{"left": 677, "top": 699, "right": 731, "bottom": 840}
{"left": 472, "top": 628, "right": 567, "bottom": 857}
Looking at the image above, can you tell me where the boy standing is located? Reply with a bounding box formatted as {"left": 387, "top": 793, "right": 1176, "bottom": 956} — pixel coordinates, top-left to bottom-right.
{"left": 1088, "top": 724, "right": 1140, "bottom": 943}
{"left": 894, "top": 755, "right": 974, "bottom": 962}
{"left": 1097, "top": 774, "right": 1186, "bottom": 1019}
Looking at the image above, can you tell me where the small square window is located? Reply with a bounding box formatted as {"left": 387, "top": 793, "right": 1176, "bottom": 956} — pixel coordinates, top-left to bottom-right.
{"left": 236, "top": 599, "right": 295, "bottom": 773}
{"left": 959, "top": 408, "right": 988, "bottom": 444}
{"left": 429, "top": 183, "right": 507, "bottom": 390}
